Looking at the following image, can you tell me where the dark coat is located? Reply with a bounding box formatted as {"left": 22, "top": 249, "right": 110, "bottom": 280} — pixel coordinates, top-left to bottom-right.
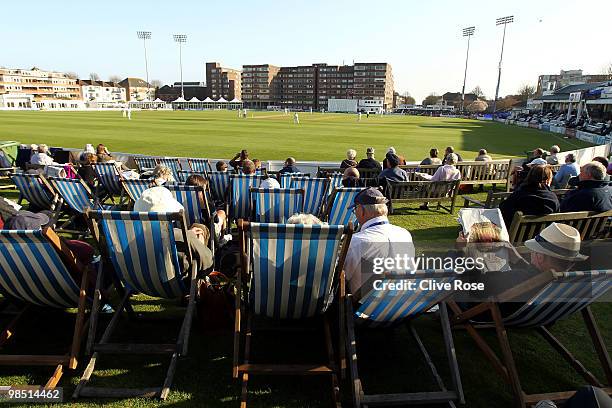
{"left": 357, "top": 158, "right": 382, "bottom": 170}
{"left": 560, "top": 180, "right": 612, "bottom": 213}
{"left": 499, "top": 185, "right": 560, "bottom": 226}
{"left": 340, "top": 159, "right": 357, "bottom": 169}
{"left": 278, "top": 165, "right": 301, "bottom": 175}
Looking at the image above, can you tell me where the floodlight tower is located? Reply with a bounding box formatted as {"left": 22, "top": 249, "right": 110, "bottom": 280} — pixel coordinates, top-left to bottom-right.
{"left": 136, "top": 31, "right": 152, "bottom": 97}
{"left": 173, "top": 34, "right": 187, "bottom": 99}
{"left": 460, "top": 26, "right": 475, "bottom": 113}
{"left": 492, "top": 15, "right": 514, "bottom": 118}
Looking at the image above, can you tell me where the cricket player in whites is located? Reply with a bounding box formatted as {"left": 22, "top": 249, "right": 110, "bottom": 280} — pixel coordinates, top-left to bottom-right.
{"left": 293, "top": 112, "right": 299, "bottom": 124}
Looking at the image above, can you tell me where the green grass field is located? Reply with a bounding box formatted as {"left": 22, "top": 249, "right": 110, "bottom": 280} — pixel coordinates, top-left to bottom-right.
{"left": 0, "top": 110, "right": 591, "bottom": 161}
{"left": 0, "top": 110, "right": 608, "bottom": 408}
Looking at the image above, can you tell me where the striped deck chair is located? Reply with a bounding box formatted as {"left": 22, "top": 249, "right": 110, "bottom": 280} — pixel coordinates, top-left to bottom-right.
{"left": 325, "top": 187, "right": 366, "bottom": 227}
{"left": 75, "top": 210, "right": 200, "bottom": 400}
{"left": 12, "top": 173, "right": 59, "bottom": 212}
{"left": 450, "top": 270, "right": 612, "bottom": 406}
{"left": 278, "top": 172, "right": 308, "bottom": 188}
{"left": 228, "top": 174, "right": 263, "bottom": 222}
{"left": 250, "top": 188, "right": 304, "bottom": 223}
{"left": 93, "top": 162, "right": 124, "bottom": 204}
{"left": 133, "top": 156, "right": 157, "bottom": 172}
{"left": 235, "top": 221, "right": 353, "bottom": 407}
{"left": 49, "top": 177, "right": 104, "bottom": 235}
{"left": 0, "top": 228, "right": 89, "bottom": 388}
{"left": 327, "top": 173, "right": 344, "bottom": 197}
{"left": 177, "top": 170, "right": 206, "bottom": 183}
{"left": 121, "top": 179, "right": 153, "bottom": 203}
{"left": 207, "top": 171, "right": 231, "bottom": 203}
{"left": 187, "top": 158, "right": 212, "bottom": 174}
{"left": 345, "top": 271, "right": 464, "bottom": 407}
{"left": 166, "top": 184, "right": 210, "bottom": 226}
{"left": 156, "top": 157, "right": 182, "bottom": 181}
{"left": 291, "top": 177, "right": 329, "bottom": 216}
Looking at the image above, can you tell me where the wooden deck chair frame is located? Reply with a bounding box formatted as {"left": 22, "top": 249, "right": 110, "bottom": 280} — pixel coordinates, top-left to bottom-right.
{"left": 342, "top": 271, "right": 464, "bottom": 407}
{"left": 0, "top": 228, "right": 89, "bottom": 389}
{"left": 449, "top": 270, "right": 612, "bottom": 407}
{"left": 234, "top": 220, "right": 354, "bottom": 408}
{"left": 74, "top": 209, "right": 199, "bottom": 400}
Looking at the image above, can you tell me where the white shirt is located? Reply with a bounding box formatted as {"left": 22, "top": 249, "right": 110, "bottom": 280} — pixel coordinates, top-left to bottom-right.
{"left": 421, "top": 164, "right": 461, "bottom": 182}
{"left": 260, "top": 177, "right": 280, "bottom": 189}
{"left": 30, "top": 152, "right": 58, "bottom": 166}
{"left": 344, "top": 215, "right": 415, "bottom": 296}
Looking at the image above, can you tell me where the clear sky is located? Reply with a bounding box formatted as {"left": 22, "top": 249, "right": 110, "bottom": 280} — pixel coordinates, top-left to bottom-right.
{"left": 2, "top": 0, "right": 610, "bottom": 102}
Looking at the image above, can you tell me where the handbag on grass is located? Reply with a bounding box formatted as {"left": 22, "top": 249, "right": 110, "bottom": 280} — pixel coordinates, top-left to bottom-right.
{"left": 197, "top": 271, "right": 235, "bottom": 331}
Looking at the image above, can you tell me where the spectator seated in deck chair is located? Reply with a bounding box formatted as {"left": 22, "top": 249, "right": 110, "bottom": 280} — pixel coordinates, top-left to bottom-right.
{"left": 150, "top": 164, "right": 176, "bottom": 186}
{"left": 185, "top": 174, "right": 228, "bottom": 242}
{"left": 343, "top": 188, "right": 414, "bottom": 298}
{"left": 77, "top": 153, "right": 98, "bottom": 191}
{"left": 278, "top": 157, "right": 300, "bottom": 174}
{"left": 216, "top": 160, "right": 229, "bottom": 172}
{"left": 229, "top": 149, "right": 249, "bottom": 170}
{"left": 134, "top": 187, "right": 213, "bottom": 276}
{"left": 342, "top": 167, "right": 362, "bottom": 187}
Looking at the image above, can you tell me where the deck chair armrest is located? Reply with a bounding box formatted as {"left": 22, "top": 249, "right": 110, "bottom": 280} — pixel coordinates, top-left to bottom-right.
{"left": 42, "top": 227, "right": 88, "bottom": 277}
{"left": 463, "top": 196, "right": 485, "bottom": 208}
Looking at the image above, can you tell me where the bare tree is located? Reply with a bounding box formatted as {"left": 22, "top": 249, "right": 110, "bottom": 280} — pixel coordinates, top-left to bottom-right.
{"left": 471, "top": 86, "right": 485, "bottom": 99}
{"left": 89, "top": 72, "right": 100, "bottom": 81}
{"left": 108, "top": 75, "right": 122, "bottom": 83}
{"left": 422, "top": 93, "right": 440, "bottom": 106}
{"left": 65, "top": 72, "right": 78, "bottom": 79}
{"left": 603, "top": 62, "right": 612, "bottom": 80}
{"left": 401, "top": 91, "right": 416, "bottom": 105}
{"left": 150, "top": 79, "right": 163, "bottom": 89}
{"left": 517, "top": 84, "right": 536, "bottom": 101}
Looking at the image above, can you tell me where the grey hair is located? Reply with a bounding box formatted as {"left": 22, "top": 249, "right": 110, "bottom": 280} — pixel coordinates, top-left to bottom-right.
{"left": 583, "top": 161, "right": 606, "bottom": 181}
{"left": 287, "top": 213, "right": 323, "bottom": 225}
{"left": 361, "top": 203, "right": 388, "bottom": 217}
{"left": 346, "top": 149, "right": 357, "bottom": 160}
{"left": 38, "top": 144, "right": 49, "bottom": 153}
{"left": 445, "top": 153, "right": 458, "bottom": 165}
{"left": 550, "top": 145, "right": 560, "bottom": 154}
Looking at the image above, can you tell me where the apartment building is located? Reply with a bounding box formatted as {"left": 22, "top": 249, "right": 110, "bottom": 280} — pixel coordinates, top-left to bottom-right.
{"left": 241, "top": 64, "right": 279, "bottom": 108}
{"left": 352, "top": 63, "right": 394, "bottom": 109}
{"left": 317, "top": 64, "right": 355, "bottom": 111}
{"left": 118, "top": 77, "right": 154, "bottom": 101}
{"left": 276, "top": 65, "right": 317, "bottom": 110}
{"left": 0, "top": 67, "right": 81, "bottom": 101}
{"left": 205, "top": 62, "right": 241, "bottom": 100}
{"left": 79, "top": 80, "right": 126, "bottom": 107}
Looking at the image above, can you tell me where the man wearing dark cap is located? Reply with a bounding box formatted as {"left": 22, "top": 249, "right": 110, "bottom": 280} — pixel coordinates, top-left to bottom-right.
{"left": 378, "top": 152, "right": 409, "bottom": 185}
{"left": 343, "top": 188, "right": 415, "bottom": 296}
{"left": 357, "top": 147, "right": 382, "bottom": 170}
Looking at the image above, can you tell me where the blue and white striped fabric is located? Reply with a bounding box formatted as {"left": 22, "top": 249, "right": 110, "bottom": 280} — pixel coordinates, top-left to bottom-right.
{"left": 249, "top": 223, "right": 345, "bottom": 319}
{"left": 166, "top": 184, "right": 206, "bottom": 226}
{"left": 178, "top": 170, "right": 206, "bottom": 183}
{"left": 207, "top": 171, "right": 231, "bottom": 203}
{"left": 12, "top": 173, "right": 55, "bottom": 210}
{"left": 501, "top": 270, "right": 612, "bottom": 328}
{"left": 230, "top": 174, "right": 263, "bottom": 220}
{"left": 327, "top": 187, "right": 365, "bottom": 227}
{"left": 51, "top": 178, "right": 98, "bottom": 214}
{"left": 156, "top": 158, "right": 182, "bottom": 181}
{"left": 354, "top": 271, "right": 456, "bottom": 328}
{"left": 0, "top": 230, "right": 81, "bottom": 308}
{"left": 251, "top": 188, "right": 304, "bottom": 223}
{"left": 134, "top": 156, "right": 157, "bottom": 172}
{"left": 279, "top": 172, "right": 307, "bottom": 188}
{"left": 94, "top": 163, "right": 123, "bottom": 195}
{"left": 291, "top": 177, "right": 328, "bottom": 216}
{"left": 97, "top": 211, "right": 187, "bottom": 299}
{"left": 326, "top": 173, "right": 344, "bottom": 198}
{"left": 121, "top": 179, "right": 153, "bottom": 203}
{"left": 187, "top": 158, "right": 212, "bottom": 174}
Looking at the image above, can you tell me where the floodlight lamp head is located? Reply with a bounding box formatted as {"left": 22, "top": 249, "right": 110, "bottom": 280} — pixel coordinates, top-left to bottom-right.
{"left": 173, "top": 34, "right": 187, "bottom": 43}
{"left": 496, "top": 16, "right": 514, "bottom": 25}
{"left": 137, "top": 31, "right": 151, "bottom": 39}
{"left": 462, "top": 26, "right": 475, "bottom": 36}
